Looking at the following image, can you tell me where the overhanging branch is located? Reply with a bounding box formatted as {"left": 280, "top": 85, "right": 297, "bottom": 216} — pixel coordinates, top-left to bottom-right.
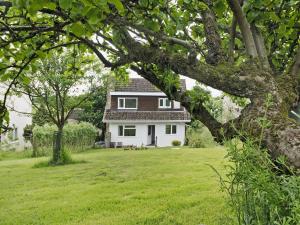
{"left": 130, "top": 64, "right": 235, "bottom": 141}
{"left": 226, "top": 0, "right": 258, "bottom": 58}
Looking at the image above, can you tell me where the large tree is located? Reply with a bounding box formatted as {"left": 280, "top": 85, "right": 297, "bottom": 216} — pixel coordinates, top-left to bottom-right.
{"left": 0, "top": 0, "right": 299, "bottom": 168}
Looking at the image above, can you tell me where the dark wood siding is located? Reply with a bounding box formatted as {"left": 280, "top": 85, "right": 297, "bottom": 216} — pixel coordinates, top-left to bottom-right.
{"left": 110, "top": 96, "right": 184, "bottom": 111}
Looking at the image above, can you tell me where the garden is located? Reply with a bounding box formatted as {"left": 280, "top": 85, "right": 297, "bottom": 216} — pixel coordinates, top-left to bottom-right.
{"left": 0, "top": 1, "right": 300, "bottom": 225}
{"left": 0, "top": 147, "right": 229, "bottom": 225}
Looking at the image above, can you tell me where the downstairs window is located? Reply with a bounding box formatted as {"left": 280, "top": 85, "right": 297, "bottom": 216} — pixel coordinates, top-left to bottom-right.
{"left": 118, "top": 125, "right": 136, "bottom": 136}
{"left": 165, "top": 125, "right": 177, "bottom": 134}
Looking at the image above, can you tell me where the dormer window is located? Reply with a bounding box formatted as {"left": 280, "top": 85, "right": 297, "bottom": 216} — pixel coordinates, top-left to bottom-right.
{"left": 118, "top": 97, "right": 137, "bottom": 109}
{"left": 159, "top": 98, "right": 171, "bottom": 109}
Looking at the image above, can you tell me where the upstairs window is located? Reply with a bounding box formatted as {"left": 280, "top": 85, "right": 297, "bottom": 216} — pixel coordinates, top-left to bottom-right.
{"left": 159, "top": 98, "right": 171, "bottom": 108}
{"left": 118, "top": 97, "right": 137, "bottom": 109}
{"left": 118, "top": 125, "right": 136, "bottom": 136}
{"left": 165, "top": 125, "right": 177, "bottom": 134}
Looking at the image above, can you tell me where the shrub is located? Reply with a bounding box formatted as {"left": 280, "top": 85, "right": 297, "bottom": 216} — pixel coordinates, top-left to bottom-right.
{"left": 218, "top": 138, "right": 300, "bottom": 225}
{"left": 32, "top": 122, "right": 97, "bottom": 156}
{"left": 186, "top": 125, "right": 216, "bottom": 148}
{"left": 172, "top": 140, "right": 181, "bottom": 146}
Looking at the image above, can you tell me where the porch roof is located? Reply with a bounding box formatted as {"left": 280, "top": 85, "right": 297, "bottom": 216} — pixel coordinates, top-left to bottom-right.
{"left": 103, "top": 110, "right": 191, "bottom": 122}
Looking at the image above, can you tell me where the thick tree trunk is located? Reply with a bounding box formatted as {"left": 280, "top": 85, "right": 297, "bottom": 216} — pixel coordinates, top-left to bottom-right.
{"left": 229, "top": 78, "right": 300, "bottom": 169}
{"left": 52, "top": 127, "right": 63, "bottom": 164}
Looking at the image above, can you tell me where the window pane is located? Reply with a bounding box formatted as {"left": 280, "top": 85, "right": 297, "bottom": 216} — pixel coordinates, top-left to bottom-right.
{"left": 125, "top": 99, "right": 137, "bottom": 108}
{"left": 148, "top": 126, "right": 151, "bottom": 135}
{"left": 172, "top": 125, "right": 177, "bottom": 134}
{"left": 119, "top": 99, "right": 124, "bottom": 108}
{"left": 166, "top": 125, "right": 171, "bottom": 134}
{"left": 118, "top": 126, "right": 123, "bottom": 136}
{"left": 159, "top": 99, "right": 164, "bottom": 106}
{"left": 165, "top": 99, "right": 171, "bottom": 107}
{"left": 125, "top": 125, "right": 135, "bottom": 128}
{"left": 124, "top": 128, "right": 136, "bottom": 136}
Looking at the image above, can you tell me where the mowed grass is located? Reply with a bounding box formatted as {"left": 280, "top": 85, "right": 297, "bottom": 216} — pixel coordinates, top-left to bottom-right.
{"left": 0, "top": 147, "right": 229, "bottom": 225}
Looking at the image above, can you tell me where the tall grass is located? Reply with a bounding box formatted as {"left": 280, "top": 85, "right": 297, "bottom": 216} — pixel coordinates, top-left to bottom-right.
{"left": 219, "top": 95, "right": 300, "bottom": 225}
{"left": 221, "top": 138, "right": 300, "bottom": 225}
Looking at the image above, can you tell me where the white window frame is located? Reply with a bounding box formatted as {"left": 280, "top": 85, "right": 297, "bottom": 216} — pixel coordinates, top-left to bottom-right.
{"left": 165, "top": 124, "right": 177, "bottom": 135}
{"left": 118, "top": 125, "right": 136, "bottom": 137}
{"left": 118, "top": 97, "right": 138, "bottom": 109}
{"left": 158, "top": 98, "right": 172, "bottom": 109}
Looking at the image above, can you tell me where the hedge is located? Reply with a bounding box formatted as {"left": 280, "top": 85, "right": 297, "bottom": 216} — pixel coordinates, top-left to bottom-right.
{"left": 32, "top": 122, "right": 97, "bottom": 156}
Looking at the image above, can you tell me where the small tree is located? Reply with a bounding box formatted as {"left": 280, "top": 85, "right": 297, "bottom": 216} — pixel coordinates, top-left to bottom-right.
{"left": 17, "top": 49, "right": 101, "bottom": 164}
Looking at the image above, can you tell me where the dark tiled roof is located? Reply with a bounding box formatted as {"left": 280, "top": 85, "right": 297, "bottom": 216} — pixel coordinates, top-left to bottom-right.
{"left": 103, "top": 110, "right": 191, "bottom": 121}
{"left": 114, "top": 78, "right": 186, "bottom": 92}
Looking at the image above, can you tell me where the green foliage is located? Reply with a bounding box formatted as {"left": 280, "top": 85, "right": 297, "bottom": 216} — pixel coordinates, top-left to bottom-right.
{"left": 32, "top": 108, "right": 52, "bottom": 126}
{"left": 188, "top": 84, "right": 223, "bottom": 119}
{"left": 186, "top": 120, "right": 216, "bottom": 148}
{"left": 78, "top": 85, "right": 107, "bottom": 131}
{"left": 221, "top": 138, "right": 300, "bottom": 225}
{"left": 171, "top": 140, "right": 181, "bottom": 146}
{"left": 242, "top": 0, "right": 300, "bottom": 72}
{"left": 224, "top": 94, "right": 250, "bottom": 108}
{"left": 21, "top": 49, "right": 102, "bottom": 127}
{"left": 32, "top": 122, "right": 97, "bottom": 156}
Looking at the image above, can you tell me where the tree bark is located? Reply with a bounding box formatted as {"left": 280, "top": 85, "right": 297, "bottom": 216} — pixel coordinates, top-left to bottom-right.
{"left": 52, "top": 127, "right": 63, "bottom": 164}
{"left": 227, "top": 75, "right": 300, "bottom": 168}
{"left": 227, "top": 0, "right": 258, "bottom": 57}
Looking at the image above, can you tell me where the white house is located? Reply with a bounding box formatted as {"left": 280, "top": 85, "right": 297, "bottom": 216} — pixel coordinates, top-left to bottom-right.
{"left": 0, "top": 85, "right": 32, "bottom": 150}
{"left": 103, "top": 78, "right": 191, "bottom": 147}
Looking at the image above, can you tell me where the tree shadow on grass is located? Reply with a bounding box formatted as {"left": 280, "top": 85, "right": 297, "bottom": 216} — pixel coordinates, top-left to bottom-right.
{"left": 33, "top": 159, "right": 88, "bottom": 168}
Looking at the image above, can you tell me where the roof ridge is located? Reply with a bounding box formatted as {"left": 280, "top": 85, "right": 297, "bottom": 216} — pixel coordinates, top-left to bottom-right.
{"left": 114, "top": 77, "right": 186, "bottom": 93}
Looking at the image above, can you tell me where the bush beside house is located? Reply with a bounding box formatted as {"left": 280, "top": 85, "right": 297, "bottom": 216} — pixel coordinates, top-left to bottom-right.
{"left": 186, "top": 121, "right": 216, "bottom": 148}
{"left": 172, "top": 140, "right": 181, "bottom": 146}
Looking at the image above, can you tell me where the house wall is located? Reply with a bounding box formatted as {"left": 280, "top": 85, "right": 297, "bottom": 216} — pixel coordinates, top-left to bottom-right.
{"left": 110, "top": 96, "right": 183, "bottom": 111}
{"left": 155, "top": 123, "right": 185, "bottom": 147}
{"left": 108, "top": 122, "right": 186, "bottom": 147}
{"left": 0, "top": 90, "right": 32, "bottom": 150}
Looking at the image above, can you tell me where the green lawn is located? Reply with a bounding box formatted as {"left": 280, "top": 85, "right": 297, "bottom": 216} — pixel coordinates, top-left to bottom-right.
{"left": 0, "top": 147, "right": 230, "bottom": 225}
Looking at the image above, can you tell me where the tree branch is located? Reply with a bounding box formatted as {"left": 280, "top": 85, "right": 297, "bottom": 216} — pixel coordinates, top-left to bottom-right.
{"left": 201, "top": 0, "right": 224, "bottom": 64}
{"left": 250, "top": 23, "right": 270, "bottom": 69}
{"left": 130, "top": 65, "right": 224, "bottom": 137}
{"left": 226, "top": 0, "right": 258, "bottom": 57}
{"left": 117, "top": 30, "right": 264, "bottom": 98}
{"left": 229, "top": 16, "right": 237, "bottom": 62}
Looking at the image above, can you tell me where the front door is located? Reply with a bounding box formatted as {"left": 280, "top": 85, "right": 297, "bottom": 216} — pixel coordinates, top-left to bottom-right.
{"left": 148, "top": 125, "right": 155, "bottom": 145}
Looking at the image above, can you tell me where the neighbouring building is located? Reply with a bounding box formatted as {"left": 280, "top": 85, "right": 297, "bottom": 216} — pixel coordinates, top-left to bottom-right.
{"left": 103, "top": 78, "right": 191, "bottom": 147}
{"left": 0, "top": 85, "right": 32, "bottom": 150}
